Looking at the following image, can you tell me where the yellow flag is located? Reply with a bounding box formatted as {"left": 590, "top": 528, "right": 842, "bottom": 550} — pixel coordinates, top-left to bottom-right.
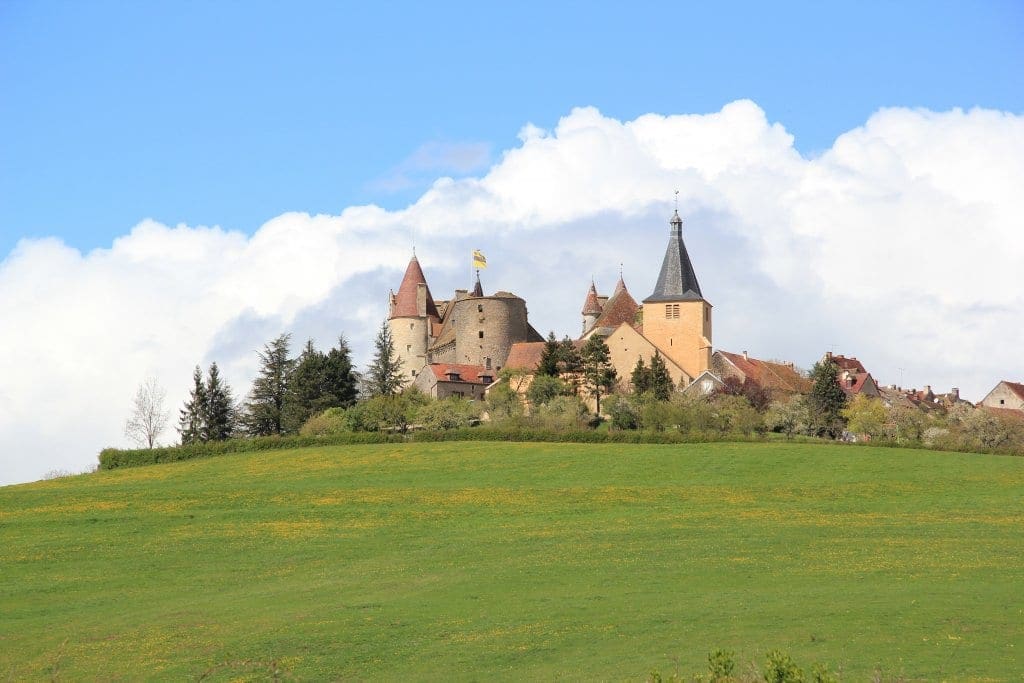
{"left": 472, "top": 249, "right": 487, "bottom": 269}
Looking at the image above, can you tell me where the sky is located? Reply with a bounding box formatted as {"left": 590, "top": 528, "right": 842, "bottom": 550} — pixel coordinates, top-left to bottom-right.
{"left": 1, "top": 1, "right": 1023, "bottom": 485}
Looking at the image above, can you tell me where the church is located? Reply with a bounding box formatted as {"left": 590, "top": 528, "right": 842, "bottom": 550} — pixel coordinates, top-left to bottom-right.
{"left": 387, "top": 208, "right": 714, "bottom": 401}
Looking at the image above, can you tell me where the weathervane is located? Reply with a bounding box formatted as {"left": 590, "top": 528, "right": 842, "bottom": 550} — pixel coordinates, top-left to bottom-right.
{"left": 674, "top": 189, "right": 679, "bottom": 211}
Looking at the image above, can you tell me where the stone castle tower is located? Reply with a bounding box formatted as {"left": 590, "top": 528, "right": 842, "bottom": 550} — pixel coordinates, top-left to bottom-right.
{"left": 389, "top": 257, "right": 543, "bottom": 384}
{"left": 640, "top": 209, "right": 712, "bottom": 378}
{"left": 388, "top": 255, "right": 440, "bottom": 383}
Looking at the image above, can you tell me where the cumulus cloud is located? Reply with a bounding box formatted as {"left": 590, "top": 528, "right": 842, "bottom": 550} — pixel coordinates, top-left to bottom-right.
{"left": 370, "top": 140, "right": 492, "bottom": 192}
{"left": 2, "top": 100, "right": 1022, "bottom": 485}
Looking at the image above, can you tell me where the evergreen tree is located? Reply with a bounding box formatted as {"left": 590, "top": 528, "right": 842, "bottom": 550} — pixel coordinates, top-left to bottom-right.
{"left": 558, "top": 336, "right": 583, "bottom": 374}
{"left": 631, "top": 358, "right": 651, "bottom": 394}
{"left": 203, "top": 362, "right": 235, "bottom": 441}
{"left": 367, "top": 321, "right": 404, "bottom": 397}
{"left": 808, "top": 357, "right": 848, "bottom": 438}
{"left": 322, "top": 334, "right": 358, "bottom": 408}
{"left": 648, "top": 352, "right": 674, "bottom": 401}
{"left": 537, "top": 331, "right": 561, "bottom": 376}
{"left": 178, "top": 365, "right": 207, "bottom": 445}
{"left": 282, "top": 339, "right": 328, "bottom": 433}
{"left": 244, "top": 333, "right": 295, "bottom": 436}
{"left": 580, "top": 335, "right": 618, "bottom": 414}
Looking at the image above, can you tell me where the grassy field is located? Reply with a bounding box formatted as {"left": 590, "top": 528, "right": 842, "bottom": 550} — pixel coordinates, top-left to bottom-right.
{"left": 1, "top": 442, "right": 1022, "bottom": 680}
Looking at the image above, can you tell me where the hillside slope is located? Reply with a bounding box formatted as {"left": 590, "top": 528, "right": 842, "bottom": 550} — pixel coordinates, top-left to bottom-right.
{"left": 2, "top": 442, "right": 1022, "bottom": 680}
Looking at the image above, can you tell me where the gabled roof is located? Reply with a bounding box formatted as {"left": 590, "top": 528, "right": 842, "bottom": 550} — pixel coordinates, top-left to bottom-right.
{"left": 593, "top": 281, "right": 639, "bottom": 330}
{"left": 838, "top": 370, "right": 877, "bottom": 397}
{"left": 1003, "top": 381, "right": 1024, "bottom": 402}
{"left": 390, "top": 256, "right": 440, "bottom": 319}
{"left": 581, "top": 281, "right": 603, "bottom": 316}
{"left": 716, "top": 350, "right": 810, "bottom": 394}
{"left": 504, "top": 342, "right": 547, "bottom": 371}
{"left": 426, "top": 363, "right": 493, "bottom": 384}
{"left": 828, "top": 354, "right": 867, "bottom": 374}
{"left": 643, "top": 210, "right": 704, "bottom": 303}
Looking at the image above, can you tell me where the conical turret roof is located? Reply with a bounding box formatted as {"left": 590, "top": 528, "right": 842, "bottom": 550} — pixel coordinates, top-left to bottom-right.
{"left": 643, "top": 210, "right": 704, "bottom": 303}
{"left": 581, "top": 281, "right": 603, "bottom": 316}
{"left": 390, "top": 255, "right": 440, "bottom": 319}
{"left": 471, "top": 272, "right": 484, "bottom": 298}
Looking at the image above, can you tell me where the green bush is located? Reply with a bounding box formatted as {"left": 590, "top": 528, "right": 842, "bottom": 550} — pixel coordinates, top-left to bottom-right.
{"left": 416, "top": 397, "right": 482, "bottom": 430}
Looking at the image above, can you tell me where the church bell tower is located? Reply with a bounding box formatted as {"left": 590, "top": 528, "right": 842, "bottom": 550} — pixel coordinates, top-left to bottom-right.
{"left": 641, "top": 209, "right": 712, "bottom": 380}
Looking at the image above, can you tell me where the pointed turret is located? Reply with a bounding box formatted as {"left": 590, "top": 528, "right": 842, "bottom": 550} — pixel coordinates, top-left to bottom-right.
{"left": 471, "top": 271, "right": 484, "bottom": 298}
{"left": 390, "top": 255, "right": 440, "bottom": 319}
{"left": 581, "top": 281, "right": 603, "bottom": 335}
{"left": 643, "top": 210, "right": 703, "bottom": 303}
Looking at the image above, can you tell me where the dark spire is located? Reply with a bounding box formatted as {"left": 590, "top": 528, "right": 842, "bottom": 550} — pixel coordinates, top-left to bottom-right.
{"left": 643, "top": 210, "right": 704, "bottom": 303}
{"left": 471, "top": 270, "right": 484, "bottom": 297}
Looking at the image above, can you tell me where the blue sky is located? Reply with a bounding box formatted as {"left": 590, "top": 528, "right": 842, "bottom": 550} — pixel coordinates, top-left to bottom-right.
{"left": 2, "top": 1, "right": 1021, "bottom": 256}
{"left": 2, "top": 2, "right": 1024, "bottom": 484}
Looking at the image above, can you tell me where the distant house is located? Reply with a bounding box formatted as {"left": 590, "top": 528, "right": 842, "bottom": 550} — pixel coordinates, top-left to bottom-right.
{"left": 413, "top": 363, "right": 495, "bottom": 400}
{"left": 681, "top": 370, "right": 726, "bottom": 397}
{"left": 825, "top": 353, "right": 880, "bottom": 398}
{"left": 978, "top": 380, "right": 1024, "bottom": 416}
{"left": 711, "top": 350, "right": 809, "bottom": 397}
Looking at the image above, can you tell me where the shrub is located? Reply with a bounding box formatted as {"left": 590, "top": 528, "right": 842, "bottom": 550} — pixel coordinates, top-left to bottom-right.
{"left": 764, "top": 650, "right": 805, "bottom": 683}
{"left": 606, "top": 394, "right": 641, "bottom": 430}
{"left": 526, "top": 374, "right": 568, "bottom": 408}
{"left": 416, "top": 397, "right": 482, "bottom": 430}
{"left": 707, "top": 648, "right": 736, "bottom": 680}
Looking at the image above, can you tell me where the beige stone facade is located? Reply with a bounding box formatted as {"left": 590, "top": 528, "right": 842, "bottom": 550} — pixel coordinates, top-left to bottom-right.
{"left": 979, "top": 381, "right": 1024, "bottom": 412}
{"left": 640, "top": 299, "right": 712, "bottom": 380}
{"left": 601, "top": 322, "right": 692, "bottom": 390}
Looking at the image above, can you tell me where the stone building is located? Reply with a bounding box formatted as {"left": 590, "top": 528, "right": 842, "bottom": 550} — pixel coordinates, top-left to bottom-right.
{"left": 388, "top": 258, "right": 543, "bottom": 387}
{"left": 413, "top": 363, "right": 496, "bottom": 400}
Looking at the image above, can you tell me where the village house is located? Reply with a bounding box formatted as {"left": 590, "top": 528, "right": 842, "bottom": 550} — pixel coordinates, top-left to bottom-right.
{"left": 977, "top": 380, "right": 1024, "bottom": 417}
{"left": 825, "top": 353, "right": 881, "bottom": 398}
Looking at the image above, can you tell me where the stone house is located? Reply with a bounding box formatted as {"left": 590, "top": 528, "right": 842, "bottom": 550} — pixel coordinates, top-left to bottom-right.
{"left": 978, "top": 380, "right": 1024, "bottom": 415}
{"left": 413, "top": 363, "right": 496, "bottom": 400}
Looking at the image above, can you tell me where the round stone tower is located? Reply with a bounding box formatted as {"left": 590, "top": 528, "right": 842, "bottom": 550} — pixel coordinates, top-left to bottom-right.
{"left": 388, "top": 255, "right": 439, "bottom": 383}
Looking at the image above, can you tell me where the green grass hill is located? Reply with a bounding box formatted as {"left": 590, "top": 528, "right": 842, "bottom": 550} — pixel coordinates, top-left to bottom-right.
{"left": 2, "top": 442, "right": 1022, "bottom": 680}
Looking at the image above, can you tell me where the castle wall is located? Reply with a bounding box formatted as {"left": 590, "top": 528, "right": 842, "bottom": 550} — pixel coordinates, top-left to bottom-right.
{"left": 641, "top": 299, "right": 712, "bottom": 380}
{"left": 602, "top": 323, "right": 692, "bottom": 390}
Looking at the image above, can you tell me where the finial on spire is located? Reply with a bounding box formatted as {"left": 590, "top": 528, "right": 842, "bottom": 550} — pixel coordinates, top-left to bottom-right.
{"left": 412, "top": 245, "right": 416, "bottom": 256}
{"left": 674, "top": 189, "right": 679, "bottom": 211}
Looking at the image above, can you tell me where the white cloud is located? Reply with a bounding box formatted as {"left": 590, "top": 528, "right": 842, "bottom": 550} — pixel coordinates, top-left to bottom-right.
{"left": 2, "top": 100, "right": 1022, "bottom": 485}
{"left": 370, "top": 140, "right": 491, "bottom": 192}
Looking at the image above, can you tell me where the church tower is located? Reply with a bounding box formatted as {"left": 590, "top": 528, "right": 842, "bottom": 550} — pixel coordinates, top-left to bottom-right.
{"left": 641, "top": 210, "right": 712, "bottom": 379}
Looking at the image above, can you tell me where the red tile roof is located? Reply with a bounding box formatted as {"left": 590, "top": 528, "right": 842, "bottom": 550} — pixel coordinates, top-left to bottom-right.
{"left": 390, "top": 256, "right": 440, "bottom": 319}
{"left": 838, "top": 371, "right": 875, "bottom": 396}
{"left": 504, "top": 342, "right": 547, "bottom": 371}
{"left": 829, "top": 354, "right": 867, "bottom": 374}
{"left": 581, "top": 282, "right": 603, "bottom": 316}
{"left": 1004, "top": 381, "right": 1024, "bottom": 402}
{"left": 426, "top": 363, "right": 494, "bottom": 384}
{"left": 593, "top": 283, "right": 639, "bottom": 330}
{"left": 717, "top": 351, "right": 810, "bottom": 394}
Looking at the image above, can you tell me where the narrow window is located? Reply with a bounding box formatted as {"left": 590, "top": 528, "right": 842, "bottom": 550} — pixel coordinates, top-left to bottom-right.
{"left": 406, "top": 344, "right": 411, "bottom": 352}
{"left": 704, "top": 307, "right": 709, "bottom": 321}
{"left": 673, "top": 304, "right": 680, "bottom": 318}
{"left": 485, "top": 357, "right": 492, "bottom": 369}
{"left": 409, "top": 323, "right": 414, "bottom": 330}
{"left": 665, "top": 305, "right": 671, "bottom": 319}
{"left": 478, "top": 304, "right": 483, "bottom": 312}
{"left": 478, "top": 330, "right": 484, "bottom": 339}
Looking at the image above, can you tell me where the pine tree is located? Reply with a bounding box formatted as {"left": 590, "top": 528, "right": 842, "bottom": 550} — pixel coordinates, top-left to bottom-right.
{"left": 178, "top": 365, "right": 207, "bottom": 445}
{"left": 648, "top": 352, "right": 674, "bottom": 401}
{"left": 203, "top": 362, "right": 235, "bottom": 441}
{"left": 631, "top": 358, "right": 651, "bottom": 394}
{"left": 558, "top": 336, "right": 583, "bottom": 374}
{"left": 808, "top": 357, "right": 848, "bottom": 438}
{"left": 367, "top": 321, "right": 404, "bottom": 397}
{"left": 537, "top": 331, "right": 561, "bottom": 376}
{"left": 282, "top": 339, "right": 328, "bottom": 433}
{"left": 322, "top": 334, "right": 358, "bottom": 408}
{"left": 244, "top": 333, "right": 295, "bottom": 436}
{"left": 580, "top": 335, "right": 618, "bottom": 414}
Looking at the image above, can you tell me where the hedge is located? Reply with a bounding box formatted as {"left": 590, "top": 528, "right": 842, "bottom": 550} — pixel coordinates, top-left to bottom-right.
{"left": 98, "top": 428, "right": 771, "bottom": 470}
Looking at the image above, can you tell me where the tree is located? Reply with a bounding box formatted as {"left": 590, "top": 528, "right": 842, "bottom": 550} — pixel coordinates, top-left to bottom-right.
{"left": 647, "top": 353, "right": 674, "bottom": 401}
{"left": 366, "top": 321, "right": 404, "bottom": 397}
{"left": 203, "top": 362, "right": 235, "bottom": 441}
{"left": 630, "top": 358, "right": 651, "bottom": 394}
{"left": 244, "top": 333, "right": 295, "bottom": 436}
{"left": 178, "top": 366, "right": 207, "bottom": 445}
{"left": 841, "top": 394, "right": 886, "bottom": 439}
{"left": 580, "top": 335, "right": 618, "bottom": 414}
{"left": 537, "top": 331, "right": 562, "bottom": 376}
{"left": 765, "top": 396, "right": 811, "bottom": 438}
{"left": 526, "top": 373, "right": 567, "bottom": 408}
{"left": 322, "top": 334, "right": 358, "bottom": 408}
{"left": 716, "top": 375, "right": 772, "bottom": 412}
{"left": 125, "top": 376, "right": 169, "bottom": 448}
{"left": 282, "top": 339, "right": 327, "bottom": 433}
{"left": 807, "top": 358, "right": 847, "bottom": 438}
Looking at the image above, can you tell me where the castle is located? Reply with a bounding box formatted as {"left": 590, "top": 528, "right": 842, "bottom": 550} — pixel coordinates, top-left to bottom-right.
{"left": 388, "top": 208, "right": 714, "bottom": 400}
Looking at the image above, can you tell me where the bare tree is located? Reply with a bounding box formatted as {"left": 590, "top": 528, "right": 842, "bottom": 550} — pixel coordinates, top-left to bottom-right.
{"left": 125, "top": 377, "right": 169, "bottom": 448}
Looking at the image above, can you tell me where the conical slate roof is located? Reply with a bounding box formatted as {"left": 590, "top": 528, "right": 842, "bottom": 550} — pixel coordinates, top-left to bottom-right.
{"left": 390, "top": 256, "right": 440, "bottom": 319}
{"left": 471, "top": 272, "right": 484, "bottom": 298}
{"left": 643, "top": 210, "right": 704, "bottom": 303}
{"left": 581, "top": 281, "right": 603, "bottom": 315}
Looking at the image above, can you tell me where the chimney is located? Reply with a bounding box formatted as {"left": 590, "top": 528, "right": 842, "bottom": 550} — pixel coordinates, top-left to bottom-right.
{"left": 743, "top": 350, "right": 749, "bottom": 360}
{"left": 825, "top": 351, "right": 833, "bottom": 360}
{"left": 952, "top": 387, "right": 959, "bottom": 399}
